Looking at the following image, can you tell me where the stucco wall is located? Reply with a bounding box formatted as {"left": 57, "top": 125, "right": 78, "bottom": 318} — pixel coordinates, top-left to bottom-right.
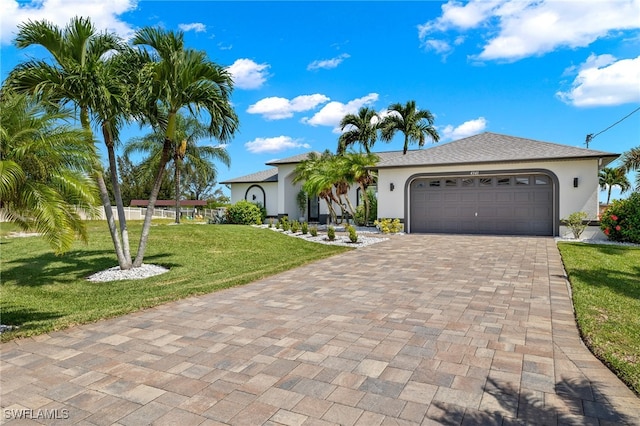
{"left": 377, "top": 158, "right": 601, "bottom": 223}
{"left": 229, "top": 182, "right": 278, "bottom": 217}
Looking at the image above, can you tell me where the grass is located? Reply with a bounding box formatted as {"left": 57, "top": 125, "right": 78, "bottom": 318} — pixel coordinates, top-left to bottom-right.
{"left": 557, "top": 242, "right": 640, "bottom": 395}
{"left": 0, "top": 221, "right": 349, "bottom": 341}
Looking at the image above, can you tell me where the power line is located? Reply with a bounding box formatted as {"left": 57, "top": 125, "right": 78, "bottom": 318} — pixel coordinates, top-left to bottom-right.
{"left": 585, "top": 105, "right": 640, "bottom": 148}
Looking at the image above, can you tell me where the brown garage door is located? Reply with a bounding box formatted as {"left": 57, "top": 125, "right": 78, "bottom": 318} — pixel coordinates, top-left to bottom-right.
{"left": 410, "top": 174, "right": 554, "bottom": 235}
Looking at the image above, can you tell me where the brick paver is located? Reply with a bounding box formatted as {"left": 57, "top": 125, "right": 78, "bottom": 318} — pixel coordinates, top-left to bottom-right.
{"left": 2, "top": 235, "right": 638, "bottom": 425}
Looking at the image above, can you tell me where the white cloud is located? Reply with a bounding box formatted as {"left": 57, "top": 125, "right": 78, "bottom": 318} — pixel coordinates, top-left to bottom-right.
{"left": 178, "top": 22, "right": 206, "bottom": 33}
{"left": 302, "top": 93, "right": 379, "bottom": 132}
{"left": 557, "top": 54, "right": 640, "bottom": 107}
{"left": 441, "top": 117, "right": 488, "bottom": 140}
{"left": 247, "top": 94, "right": 330, "bottom": 120}
{"left": 245, "top": 136, "right": 311, "bottom": 154}
{"left": 418, "top": 0, "right": 640, "bottom": 61}
{"left": 307, "top": 53, "right": 351, "bottom": 70}
{"left": 226, "top": 58, "right": 269, "bottom": 90}
{"left": 0, "top": 0, "right": 137, "bottom": 45}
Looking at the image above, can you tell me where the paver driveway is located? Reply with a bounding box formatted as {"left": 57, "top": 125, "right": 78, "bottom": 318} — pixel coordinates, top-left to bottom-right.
{"left": 1, "top": 234, "right": 638, "bottom": 425}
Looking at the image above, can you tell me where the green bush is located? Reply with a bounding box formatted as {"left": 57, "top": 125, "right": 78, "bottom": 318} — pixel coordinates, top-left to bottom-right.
{"left": 327, "top": 225, "right": 336, "bottom": 241}
{"left": 279, "top": 216, "right": 290, "bottom": 232}
{"left": 291, "top": 220, "right": 300, "bottom": 233}
{"left": 374, "top": 218, "right": 402, "bottom": 234}
{"left": 562, "top": 211, "right": 589, "bottom": 239}
{"left": 301, "top": 222, "right": 308, "bottom": 234}
{"left": 310, "top": 225, "right": 318, "bottom": 237}
{"left": 225, "top": 200, "right": 263, "bottom": 225}
{"left": 600, "top": 192, "right": 640, "bottom": 243}
{"left": 354, "top": 205, "right": 366, "bottom": 226}
{"left": 347, "top": 225, "right": 358, "bottom": 243}
{"left": 268, "top": 218, "right": 274, "bottom": 228}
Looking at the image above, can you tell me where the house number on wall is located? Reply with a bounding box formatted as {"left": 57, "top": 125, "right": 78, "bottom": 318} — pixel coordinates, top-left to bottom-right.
{"left": 470, "top": 171, "right": 480, "bottom": 175}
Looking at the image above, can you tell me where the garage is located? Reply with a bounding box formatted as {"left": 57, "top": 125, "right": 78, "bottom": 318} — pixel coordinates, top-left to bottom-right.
{"left": 409, "top": 173, "right": 554, "bottom": 235}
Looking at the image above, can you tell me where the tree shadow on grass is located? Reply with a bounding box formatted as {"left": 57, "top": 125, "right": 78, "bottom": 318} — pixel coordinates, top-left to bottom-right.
{"left": 566, "top": 265, "right": 640, "bottom": 301}
{"left": 427, "top": 377, "right": 636, "bottom": 425}
{"left": 2, "top": 249, "right": 178, "bottom": 287}
{"left": 0, "top": 304, "right": 64, "bottom": 338}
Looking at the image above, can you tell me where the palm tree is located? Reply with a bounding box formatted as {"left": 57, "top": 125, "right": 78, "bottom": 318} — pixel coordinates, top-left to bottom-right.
{"left": 619, "top": 147, "right": 640, "bottom": 191}
{"left": 380, "top": 100, "right": 440, "bottom": 154}
{"left": 337, "top": 107, "right": 380, "bottom": 154}
{"left": 0, "top": 92, "right": 100, "bottom": 253}
{"left": 293, "top": 152, "right": 340, "bottom": 223}
{"left": 7, "top": 17, "right": 134, "bottom": 268}
{"left": 124, "top": 113, "right": 230, "bottom": 223}
{"left": 129, "top": 27, "right": 238, "bottom": 266}
{"left": 342, "top": 152, "right": 379, "bottom": 224}
{"left": 599, "top": 167, "right": 631, "bottom": 204}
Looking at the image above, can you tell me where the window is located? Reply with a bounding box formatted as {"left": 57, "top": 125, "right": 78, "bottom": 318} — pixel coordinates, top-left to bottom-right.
{"left": 429, "top": 179, "right": 441, "bottom": 187}
{"left": 515, "top": 177, "right": 529, "bottom": 185}
{"left": 479, "top": 178, "right": 493, "bottom": 186}
{"left": 497, "top": 177, "right": 511, "bottom": 186}
{"left": 445, "top": 179, "right": 457, "bottom": 187}
{"left": 535, "top": 176, "right": 550, "bottom": 185}
{"left": 461, "top": 178, "right": 474, "bottom": 187}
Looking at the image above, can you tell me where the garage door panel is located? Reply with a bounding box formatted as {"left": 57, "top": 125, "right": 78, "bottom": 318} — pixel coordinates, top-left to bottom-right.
{"left": 410, "top": 174, "right": 553, "bottom": 236}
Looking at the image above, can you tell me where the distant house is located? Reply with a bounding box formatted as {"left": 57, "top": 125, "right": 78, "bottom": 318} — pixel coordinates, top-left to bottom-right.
{"left": 129, "top": 200, "right": 207, "bottom": 208}
{"left": 222, "top": 132, "right": 618, "bottom": 236}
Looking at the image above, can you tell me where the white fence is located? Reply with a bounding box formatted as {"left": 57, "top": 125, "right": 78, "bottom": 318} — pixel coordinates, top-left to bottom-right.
{"left": 78, "top": 206, "right": 226, "bottom": 221}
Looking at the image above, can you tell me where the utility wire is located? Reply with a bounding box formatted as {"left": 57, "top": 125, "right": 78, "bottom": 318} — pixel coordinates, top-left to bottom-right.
{"left": 585, "top": 105, "right": 640, "bottom": 148}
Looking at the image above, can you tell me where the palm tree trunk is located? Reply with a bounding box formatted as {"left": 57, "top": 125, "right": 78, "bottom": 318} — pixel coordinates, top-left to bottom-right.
{"left": 95, "top": 170, "right": 129, "bottom": 268}
{"left": 174, "top": 158, "right": 181, "bottom": 224}
{"left": 133, "top": 137, "right": 172, "bottom": 267}
{"left": 403, "top": 134, "right": 409, "bottom": 155}
{"left": 80, "top": 108, "right": 129, "bottom": 269}
{"left": 359, "top": 182, "right": 370, "bottom": 224}
{"left": 607, "top": 187, "right": 612, "bottom": 205}
{"left": 103, "top": 124, "right": 132, "bottom": 268}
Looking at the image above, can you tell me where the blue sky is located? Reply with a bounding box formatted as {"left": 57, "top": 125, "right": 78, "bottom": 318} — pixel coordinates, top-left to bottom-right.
{"left": 2, "top": 0, "right": 639, "bottom": 201}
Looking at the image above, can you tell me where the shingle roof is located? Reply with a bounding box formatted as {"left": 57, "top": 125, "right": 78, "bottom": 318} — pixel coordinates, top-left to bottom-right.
{"left": 220, "top": 168, "right": 278, "bottom": 184}
{"left": 375, "top": 132, "right": 618, "bottom": 169}
{"left": 265, "top": 152, "right": 322, "bottom": 165}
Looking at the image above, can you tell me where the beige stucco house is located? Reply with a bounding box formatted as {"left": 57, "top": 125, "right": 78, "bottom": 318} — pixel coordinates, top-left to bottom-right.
{"left": 222, "top": 132, "right": 618, "bottom": 236}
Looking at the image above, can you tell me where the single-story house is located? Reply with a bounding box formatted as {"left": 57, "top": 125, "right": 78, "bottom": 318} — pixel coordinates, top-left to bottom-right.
{"left": 221, "top": 132, "right": 618, "bottom": 236}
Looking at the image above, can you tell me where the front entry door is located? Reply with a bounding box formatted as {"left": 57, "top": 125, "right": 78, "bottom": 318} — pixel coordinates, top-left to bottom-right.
{"left": 308, "top": 197, "right": 319, "bottom": 222}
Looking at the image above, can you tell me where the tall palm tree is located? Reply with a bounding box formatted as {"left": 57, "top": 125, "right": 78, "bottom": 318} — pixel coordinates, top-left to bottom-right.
{"left": 130, "top": 27, "right": 238, "bottom": 266}
{"left": 337, "top": 107, "right": 380, "bottom": 154}
{"left": 7, "top": 17, "right": 134, "bottom": 268}
{"left": 0, "top": 92, "right": 100, "bottom": 253}
{"left": 380, "top": 100, "right": 440, "bottom": 155}
{"left": 599, "top": 167, "right": 631, "bottom": 204}
{"left": 619, "top": 147, "right": 640, "bottom": 191}
{"left": 124, "top": 113, "right": 230, "bottom": 223}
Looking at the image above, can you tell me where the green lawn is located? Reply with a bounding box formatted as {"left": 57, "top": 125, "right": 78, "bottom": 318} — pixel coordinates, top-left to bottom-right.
{"left": 557, "top": 242, "right": 640, "bottom": 395}
{"left": 0, "top": 221, "right": 349, "bottom": 341}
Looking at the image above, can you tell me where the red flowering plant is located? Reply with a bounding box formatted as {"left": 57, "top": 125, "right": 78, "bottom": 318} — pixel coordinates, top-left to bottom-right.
{"left": 599, "top": 192, "right": 640, "bottom": 244}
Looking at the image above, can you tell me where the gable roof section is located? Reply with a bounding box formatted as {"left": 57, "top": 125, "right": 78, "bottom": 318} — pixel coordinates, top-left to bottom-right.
{"left": 375, "top": 132, "right": 618, "bottom": 169}
{"left": 265, "top": 152, "right": 322, "bottom": 165}
{"left": 220, "top": 168, "right": 278, "bottom": 184}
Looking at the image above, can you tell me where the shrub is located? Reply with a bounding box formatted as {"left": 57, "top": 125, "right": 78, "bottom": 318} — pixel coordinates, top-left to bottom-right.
{"left": 374, "top": 218, "right": 402, "bottom": 234}
{"left": 279, "top": 216, "right": 290, "bottom": 232}
{"left": 301, "top": 222, "right": 308, "bottom": 234}
{"left": 562, "top": 211, "right": 589, "bottom": 239}
{"left": 354, "top": 205, "right": 366, "bottom": 226}
{"left": 225, "top": 200, "right": 262, "bottom": 225}
{"left": 291, "top": 220, "right": 300, "bottom": 233}
{"left": 600, "top": 192, "right": 640, "bottom": 244}
{"left": 347, "top": 225, "right": 358, "bottom": 243}
{"left": 327, "top": 225, "right": 336, "bottom": 241}
{"left": 310, "top": 225, "right": 318, "bottom": 237}
{"left": 268, "top": 218, "right": 273, "bottom": 228}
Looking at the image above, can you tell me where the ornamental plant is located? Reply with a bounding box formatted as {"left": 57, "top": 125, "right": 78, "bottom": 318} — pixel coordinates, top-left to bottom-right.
{"left": 347, "top": 225, "right": 358, "bottom": 243}
{"left": 225, "top": 200, "right": 262, "bottom": 225}
{"left": 279, "top": 216, "right": 290, "bottom": 232}
{"left": 327, "top": 225, "right": 336, "bottom": 241}
{"left": 291, "top": 220, "right": 300, "bottom": 233}
{"left": 374, "top": 218, "right": 402, "bottom": 234}
{"left": 562, "top": 211, "right": 589, "bottom": 239}
{"left": 600, "top": 192, "right": 640, "bottom": 244}
{"left": 310, "top": 225, "right": 318, "bottom": 237}
{"left": 301, "top": 222, "right": 308, "bottom": 234}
